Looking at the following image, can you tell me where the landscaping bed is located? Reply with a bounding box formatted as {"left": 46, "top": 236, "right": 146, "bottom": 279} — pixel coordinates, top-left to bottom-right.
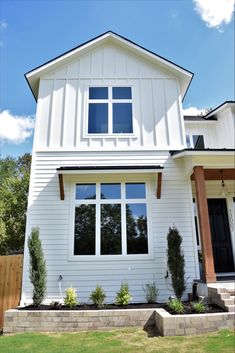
{"left": 19, "top": 301, "right": 225, "bottom": 314}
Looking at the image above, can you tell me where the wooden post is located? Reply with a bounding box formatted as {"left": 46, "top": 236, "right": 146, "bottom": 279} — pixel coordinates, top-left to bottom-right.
{"left": 58, "top": 174, "right": 65, "bottom": 200}
{"left": 156, "top": 172, "right": 162, "bottom": 199}
{"left": 194, "top": 166, "right": 216, "bottom": 283}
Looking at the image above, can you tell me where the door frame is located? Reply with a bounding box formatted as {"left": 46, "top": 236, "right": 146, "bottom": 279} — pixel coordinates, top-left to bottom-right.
{"left": 207, "top": 197, "right": 235, "bottom": 274}
{"left": 193, "top": 195, "right": 235, "bottom": 276}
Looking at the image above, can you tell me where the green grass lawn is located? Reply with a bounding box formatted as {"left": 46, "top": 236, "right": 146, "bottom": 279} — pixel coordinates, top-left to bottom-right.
{"left": 0, "top": 328, "right": 234, "bottom": 353}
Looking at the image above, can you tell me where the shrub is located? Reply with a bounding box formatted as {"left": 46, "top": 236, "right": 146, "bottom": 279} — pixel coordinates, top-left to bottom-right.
{"left": 89, "top": 285, "right": 106, "bottom": 308}
{"left": 191, "top": 300, "right": 206, "bottom": 313}
{"left": 115, "top": 282, "right": 132, "bottom": 306}
{"left": 64, "top": 287, "right": 78, "bottom": 308}
{"left": 167, "top": 226, "right": 186, "bottom": 299}
{"left": 28, "top": 227, "right": 47, "bottom": 306}
{"left": 168, "top": 298, "right": 184, "bottom": 314}
{"left": 143, "top": 282, "right": 159, "bottom": 303}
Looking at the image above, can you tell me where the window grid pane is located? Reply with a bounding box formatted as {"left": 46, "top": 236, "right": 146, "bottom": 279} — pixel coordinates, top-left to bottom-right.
{"left": 74, "top": 205, "right": 96, "bottom": 255}
{"left": 113, "top": 103, "right": 133, "bottom": 133}
{"left": 89, "top": 87, "right": 108, "bottom": 99}
{"left": 126, "top": 203, "right": 148, "bottom": 254}
{"left": 101, "top": 204, "right": 122, "bottom": 255}
{"left": 125, "top": 183, "right": 146, "bottom": 199}
{"left": 88, "top": 103, "right": 108, "bottom": 133}
{"left": 112, "top": 87, "right": 132, "bottom": 99}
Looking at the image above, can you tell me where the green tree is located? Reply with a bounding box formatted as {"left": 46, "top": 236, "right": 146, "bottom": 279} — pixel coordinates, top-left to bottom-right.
{"left": 28, "top": 227, "right": 47, "bottom": 306}
{"left": 0, "top": 153, "right": 31, "bottom": 254}
{"left": 167, "top": 226, "right": 186, "bottom": 299}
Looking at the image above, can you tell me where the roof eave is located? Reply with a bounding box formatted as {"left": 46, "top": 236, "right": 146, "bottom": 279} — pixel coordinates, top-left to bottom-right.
{"left": 25, "top": 31, "right": 193, "bottom": 101}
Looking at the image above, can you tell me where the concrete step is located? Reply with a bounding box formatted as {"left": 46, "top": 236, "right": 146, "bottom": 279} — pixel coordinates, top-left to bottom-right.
{"left": 225, "top": 305, "right": 235, "bottom": 313}
{"left": 221, "top": 298, "right": 235, "bottom": 306}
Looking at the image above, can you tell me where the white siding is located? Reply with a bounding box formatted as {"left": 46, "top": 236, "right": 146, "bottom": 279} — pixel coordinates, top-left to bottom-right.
{"left": 185, "top": 106, "right": 235, "bottom": 149}
{"left": 22, "top": 151, "right": 199, "bottom": 304}
{"left": 34, "top": 43, "right": 184, "bottom": 151}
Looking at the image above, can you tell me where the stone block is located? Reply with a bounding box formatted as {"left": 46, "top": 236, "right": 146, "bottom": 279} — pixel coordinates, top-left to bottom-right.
{"left": 185, "top": 327, "right": 197, "bottom": 335}
{"left": 163, "top": 329, "right": 175, "bottom": 336}
{"left": 174, "top": 328, "right": 185, "bottom": 336}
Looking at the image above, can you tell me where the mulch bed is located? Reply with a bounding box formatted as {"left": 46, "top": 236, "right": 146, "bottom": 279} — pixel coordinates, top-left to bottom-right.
{"left": 162, "top": 302, "right": 225, "bottom": 315}
{"left": 19, "top": 302, "right": 225, "bottom": 314}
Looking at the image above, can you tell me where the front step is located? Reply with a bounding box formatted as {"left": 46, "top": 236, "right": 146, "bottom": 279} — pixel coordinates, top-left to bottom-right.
{"left": 208, "top": 285, "right": 235, "bottom": 312}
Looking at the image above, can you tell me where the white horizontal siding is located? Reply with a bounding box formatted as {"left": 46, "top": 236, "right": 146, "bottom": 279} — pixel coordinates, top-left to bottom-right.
{"left": 21, "top": 151, "right": 199, "bottom": 304}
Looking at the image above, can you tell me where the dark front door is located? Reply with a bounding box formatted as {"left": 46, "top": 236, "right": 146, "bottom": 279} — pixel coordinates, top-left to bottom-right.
{"left": 208, "top": 199, "right": 234, "bottom": 273}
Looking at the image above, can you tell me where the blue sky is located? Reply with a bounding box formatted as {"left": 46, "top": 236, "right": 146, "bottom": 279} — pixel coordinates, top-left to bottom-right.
{"left": 0, "top": 0, "right": 234, "bottom": 157}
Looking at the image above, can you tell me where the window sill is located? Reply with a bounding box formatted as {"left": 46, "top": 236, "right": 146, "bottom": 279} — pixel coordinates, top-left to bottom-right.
{"left": 83, "top": 133, "right": 137, "bottom": 139}
{"left": 67, "top": 253, "right": 154, "bottom": 262}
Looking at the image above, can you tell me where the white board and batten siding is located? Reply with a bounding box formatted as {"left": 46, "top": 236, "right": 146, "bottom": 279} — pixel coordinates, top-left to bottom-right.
{"left": 34, "top": 43, "right": 185, "bottom": 152}
{"left": 22, "top": 151, "right": 199, "bottom": 304}
{"left": 21, "top": 41, "right": 199, "bottom": 304}
{"left": 185, "top": 105, "right": 235, "bottom": 149}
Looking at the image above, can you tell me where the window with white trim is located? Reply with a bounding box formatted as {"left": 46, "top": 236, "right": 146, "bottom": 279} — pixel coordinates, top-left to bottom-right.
{"left": 88, "top": 87, "right": 133, "bottom": 134}
{"left": 186, "top": 134, "right": 205, "bottom": 149}
{"left": 74, "top": 182, "right": 148, "bottom": 256}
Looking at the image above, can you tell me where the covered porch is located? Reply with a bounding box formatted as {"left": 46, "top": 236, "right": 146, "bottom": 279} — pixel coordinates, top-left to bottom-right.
{"left": 171, "top": 149, "right": 235, "bottom": 284}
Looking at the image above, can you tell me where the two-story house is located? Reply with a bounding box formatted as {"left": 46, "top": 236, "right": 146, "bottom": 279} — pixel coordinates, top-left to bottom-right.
{"left": 21, "top": 32, "right": 235, "bottom": 304}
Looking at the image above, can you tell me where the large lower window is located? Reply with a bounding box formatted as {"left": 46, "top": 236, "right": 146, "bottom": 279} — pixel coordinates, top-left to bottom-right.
{"left": 74, "top": 182, "right": 148, "bottom": 256}
{"left": 88, "top": 87, "right": 133, "bottom": 135}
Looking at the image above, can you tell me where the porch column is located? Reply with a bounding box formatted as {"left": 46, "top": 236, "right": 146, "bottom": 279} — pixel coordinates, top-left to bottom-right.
{"left": 194, "top": 166, "right": 216, "bottom": 283}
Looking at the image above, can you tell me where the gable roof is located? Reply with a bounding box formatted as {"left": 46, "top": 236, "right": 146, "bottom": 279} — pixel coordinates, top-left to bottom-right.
{"left": 25, "top": 31, "right": 194, "bottom": 101}
{"left": 204, "top": 101, "right": 235, "bottom": 119}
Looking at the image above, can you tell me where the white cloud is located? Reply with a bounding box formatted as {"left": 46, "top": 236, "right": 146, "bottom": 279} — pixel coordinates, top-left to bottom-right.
{"left": 193, "top": 0, "right": 234, "bottom": 29}
{"left": 0, "top": 110, "right": 34, "bottom": 144}
{"left": 183, "top": 107, "right": 207, "bottom": 116}
{"left": 0, "top": 20, "right": 7, "bottom": 30}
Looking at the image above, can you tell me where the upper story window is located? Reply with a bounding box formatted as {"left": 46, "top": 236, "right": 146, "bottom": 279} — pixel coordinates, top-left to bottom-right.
{"left": 74, "top": 182, "right": 148, "bottom": 256}
{"left": 186, "top": 135, "right": 205, "bottom": 149}
{"left": 88, "top": 87, "right": 133, "bottom": 135}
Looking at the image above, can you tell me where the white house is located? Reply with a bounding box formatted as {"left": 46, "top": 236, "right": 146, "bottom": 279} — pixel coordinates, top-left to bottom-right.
{"left": 21, "top": 32, "right": 235, "bottom": 305}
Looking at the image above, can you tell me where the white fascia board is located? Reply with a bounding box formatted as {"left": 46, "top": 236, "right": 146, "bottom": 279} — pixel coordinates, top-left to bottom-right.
{"left": 204, "top": 102, "right": 235, "bottom": 119}
{"left": 172, "top": 150, "right": 235, "bottom": 158}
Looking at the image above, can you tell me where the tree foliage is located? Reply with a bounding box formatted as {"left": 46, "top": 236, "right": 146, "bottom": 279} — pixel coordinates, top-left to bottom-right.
{"left": 28, "top": 227, "right": 47, "bottom": 306}
{"left": 0, "top": 153, "right": 31, "bottom": 254}
{"left": 167, "top": 226, "right": 186, "bottom": 299}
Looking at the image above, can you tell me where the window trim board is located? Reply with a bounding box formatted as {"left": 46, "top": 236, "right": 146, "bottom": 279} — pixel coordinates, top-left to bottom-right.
{"left": 67, "top": 175, "right": 154, "bottom": 261}
{"left": 83, "top": 84, "right": 136, "bottom": 138}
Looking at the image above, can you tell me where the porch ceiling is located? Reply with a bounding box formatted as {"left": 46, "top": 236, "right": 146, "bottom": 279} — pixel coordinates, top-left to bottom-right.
{"left": 170, "top": 149, "right": 235, "bottom": 178}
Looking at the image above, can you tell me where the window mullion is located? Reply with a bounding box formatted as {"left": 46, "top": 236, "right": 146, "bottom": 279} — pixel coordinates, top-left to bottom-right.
{"left": 121, "top": 183, "right": 127, "bottom": 255}
{"left": 96, "top": 183, "right": 101, "bottom": 256}
{"left": 108, "top": 86, "right": 112, "bottom": 134}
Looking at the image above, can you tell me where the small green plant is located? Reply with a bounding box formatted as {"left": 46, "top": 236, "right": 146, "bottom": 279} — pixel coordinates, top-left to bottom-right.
{"left": 49, "top": 301, "right": 62, "bottom": 309}
{"left": 115, "top": 282, "right": 132, "bottom": 306}
{"left": 191, "top": 300, "right": 206, "bottom": 313}
{"left": 64, "top": 287, "right": 78, "bottom": 308}
{"left": 89, "top": 285, "right": 106, "bottom": 308}
{"left": 168, "top": 298, "right": 184, "bottom": 314}
{"left": 28, "top": 227, "right": 47, "bottom": 306}
{"left": 143, "top": 282, "right": 159, "bottom": 303}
